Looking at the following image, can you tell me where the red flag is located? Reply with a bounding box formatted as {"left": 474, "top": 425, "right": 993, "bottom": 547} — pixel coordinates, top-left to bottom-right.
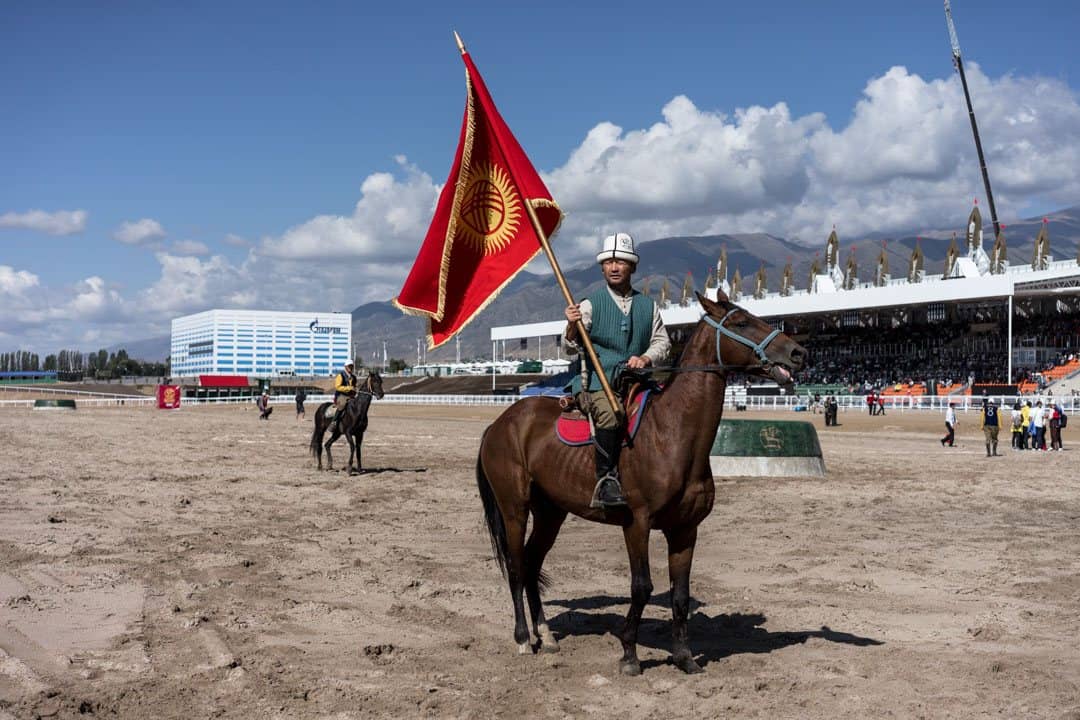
{"left": 393, "top": 48, "right": 563, "bottom": 349}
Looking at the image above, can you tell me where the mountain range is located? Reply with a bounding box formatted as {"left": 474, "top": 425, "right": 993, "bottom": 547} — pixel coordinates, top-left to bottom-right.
{"left": 116, "top": 205, "right": 1080, "bottom": 364}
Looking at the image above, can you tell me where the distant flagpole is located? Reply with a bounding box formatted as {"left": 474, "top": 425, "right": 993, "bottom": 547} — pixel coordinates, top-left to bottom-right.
{"left": 945, "top": 0, "right": 1001, "bottom": 241}
{"left": 453, "top": 32, "right": 620, "bottom": 414}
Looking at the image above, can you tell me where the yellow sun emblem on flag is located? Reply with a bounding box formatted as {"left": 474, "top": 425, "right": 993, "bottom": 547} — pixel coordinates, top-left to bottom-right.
{"left": 458, "top": 162, "right": 522, "bottom": 254}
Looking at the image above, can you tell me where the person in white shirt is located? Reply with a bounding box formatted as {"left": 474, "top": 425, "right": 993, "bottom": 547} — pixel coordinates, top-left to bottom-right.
{"left": 1031, "top": 401, "right": 1046, "bottom": 450}
{"left": 941, "top": 402, "right": 957, "bottom": 447}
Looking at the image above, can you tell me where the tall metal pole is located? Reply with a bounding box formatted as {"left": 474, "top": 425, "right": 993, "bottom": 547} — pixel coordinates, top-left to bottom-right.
{"left": 945, "top": 0, "right": 1001, "bottom": 240}
{"left": 1007, "top": 294, "right": 1013, "bottom": 384}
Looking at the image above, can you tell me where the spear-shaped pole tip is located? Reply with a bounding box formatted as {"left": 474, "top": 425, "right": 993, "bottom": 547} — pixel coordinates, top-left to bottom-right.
{"left": 453, "top": 31, "right": 466, "bottom": 55}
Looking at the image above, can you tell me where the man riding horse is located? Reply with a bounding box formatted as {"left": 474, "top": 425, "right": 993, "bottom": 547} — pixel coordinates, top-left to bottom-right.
{"left": 330, "top": 361, "right": 358, "bottom": 430}
{"left": 563, "top": 232, "right": 670, "bottom": 509}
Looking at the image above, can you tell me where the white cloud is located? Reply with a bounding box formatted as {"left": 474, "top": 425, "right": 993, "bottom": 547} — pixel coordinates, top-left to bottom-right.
{"left": 0, "top": 265, "right": 40, "bottom": 295}
{"left": 544, "top": 64, "right": 1080, "bottom": 260}
{"left": 138, "top": 253, "right": 249, "bottom": 316}
{"left": 171, "top": 239, "right": 210, "bottom": 256}
{"left": 114, "top": 218, "right": 166, "bottom": 245}
{"left": 0, "top": 269, "right": 127, "bottom": 342}
{"left": 0, "top": 209, "right": 87, "bottom": 235}
{"left": 260, "top": 156, "right": 437, "bottom": 261}
{"left": 548, "top": 96, "right": 823, "bottom": 222}
{"left": 223, "top": 233, "right": 250, "bottom": 247}
{"left": 67, "top": 276, "right": 125, "bottom": 321}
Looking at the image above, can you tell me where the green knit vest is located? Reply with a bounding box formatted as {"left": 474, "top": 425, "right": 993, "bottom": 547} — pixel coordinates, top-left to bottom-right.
{"left": 569, "top": 288, "right": 655, "bottom": 393}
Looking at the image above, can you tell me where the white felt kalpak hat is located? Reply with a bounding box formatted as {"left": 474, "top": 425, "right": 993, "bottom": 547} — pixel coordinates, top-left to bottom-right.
{"left": 596, "top": 232, "right": 639, "bottom": 265}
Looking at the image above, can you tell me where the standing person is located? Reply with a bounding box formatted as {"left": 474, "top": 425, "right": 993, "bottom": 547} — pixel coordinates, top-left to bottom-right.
{"left": 941, "top": 402, "right": 957, "bottom": 447}
{"left": 1048, "top": 402, "right": 1063, "bottom": 451}
{"left": 825, "top": 396, "right": 839, "bottom": 426}
{"left": 256, "top": 391, "right": 273, "bottom": 420}
{"left": 867, "top": 392, "right": 876, "bottom": 416}
{"left": 980, "top": 398, "right": 1000, "bottom": 457}
{"left": 877, "top": 393, "right": 886, "bottom": 416}
{"left": 564, "top": 232, "right": 670, "bottom": 509}
{"left": 1032, "top": 401, "right": 1046, "bottom": 451}
{"left": 1020, "top": 400, "right": 1032, "bottom": 450}
{"left": 295, "top": 387, "right": 307, "bottom": 422}
{"left": 1010, "top": 402, "right": 1023, "bottom": 451}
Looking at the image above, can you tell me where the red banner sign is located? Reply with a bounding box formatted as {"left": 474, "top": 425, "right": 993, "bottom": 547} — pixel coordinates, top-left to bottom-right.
{"left": 157, "top": 385, "right": 181, "bottom": 409}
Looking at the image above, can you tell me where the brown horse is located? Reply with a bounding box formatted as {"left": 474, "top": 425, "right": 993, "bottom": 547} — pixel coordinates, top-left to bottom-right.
{"left": 476, "top": 291, "right": 806, "bottom": 675}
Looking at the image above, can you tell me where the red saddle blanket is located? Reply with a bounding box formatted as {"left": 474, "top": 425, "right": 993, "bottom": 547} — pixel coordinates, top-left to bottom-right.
{"left": 555, "top": 389, "right": 654, "bottom": 447}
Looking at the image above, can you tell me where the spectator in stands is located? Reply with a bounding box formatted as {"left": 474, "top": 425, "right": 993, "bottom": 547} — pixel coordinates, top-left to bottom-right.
{"left": 942, "top": 402, "right": 957, "bottom": 447}
{"left": 257, "top": 391, "right": 273, "bottom": 420}
{"left": 980, "top": 398, "right": 1000, "bottom": 457}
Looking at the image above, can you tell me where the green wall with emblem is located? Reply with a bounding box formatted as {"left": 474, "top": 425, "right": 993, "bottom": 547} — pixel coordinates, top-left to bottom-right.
{"left": 711, "top": 419, "right": 822, "bottom": 458}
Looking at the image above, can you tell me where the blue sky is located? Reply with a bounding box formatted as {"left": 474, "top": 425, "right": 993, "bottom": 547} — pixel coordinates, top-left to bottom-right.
{"left": 2, "top": 0, "right": 1079, "bottom": 352}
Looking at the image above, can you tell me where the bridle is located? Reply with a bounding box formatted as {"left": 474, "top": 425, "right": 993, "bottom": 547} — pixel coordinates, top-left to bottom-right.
{"left": 645, "top": 306, "right": 784, "bottom": 376}
{"left": 704, "top": 308, "right": 781, "bottom": 370}
{"left": 355, "top": 373, "right": 379, "bottom": 397}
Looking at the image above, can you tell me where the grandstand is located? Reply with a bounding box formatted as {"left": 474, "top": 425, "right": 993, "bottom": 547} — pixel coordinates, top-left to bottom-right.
{"left": 491, "top": 212, "right": 1080, "bottom": 398}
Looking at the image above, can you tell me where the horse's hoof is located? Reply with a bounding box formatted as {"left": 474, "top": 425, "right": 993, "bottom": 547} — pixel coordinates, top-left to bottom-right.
{"left": 674, "top": 655, "right": 704, "bottom": 674}
{"left": 539, "top": 639, "right": 560, "bottom": 654}
{"left": 619, "top": 659, "right": 642, "bottom": 676}
{"left": 517, "top": 642, "right": 532, "bottom": 655}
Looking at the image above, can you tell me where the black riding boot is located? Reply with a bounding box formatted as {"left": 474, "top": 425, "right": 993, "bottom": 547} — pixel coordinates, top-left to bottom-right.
{"left": 590, "top": 428, "right": 628, "bottom": 509}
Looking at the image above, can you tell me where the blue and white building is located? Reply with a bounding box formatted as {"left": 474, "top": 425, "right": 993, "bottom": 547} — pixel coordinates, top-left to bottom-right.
{"left": 170, "top": 309, "right": 352, "bottom": 377}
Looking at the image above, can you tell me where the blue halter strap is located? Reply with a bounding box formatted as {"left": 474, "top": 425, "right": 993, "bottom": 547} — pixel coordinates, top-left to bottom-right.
{"left": 703, "top": 308, "right": 781, "bottom": 369}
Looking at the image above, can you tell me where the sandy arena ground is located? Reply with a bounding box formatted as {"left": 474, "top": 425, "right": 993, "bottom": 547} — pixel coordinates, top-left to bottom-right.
{"left": 1, "top": 401, "right": 1078, "bottom": 719}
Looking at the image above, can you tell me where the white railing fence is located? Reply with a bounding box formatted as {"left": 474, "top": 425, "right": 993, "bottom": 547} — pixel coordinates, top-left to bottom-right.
{"left": 738, "top": 394, "right": 1078, "bottom": 414}
{"left": 0, "top": 397, "right": 158, "bottom": 408}
{"left": 2, "top": 392, "right": 1076, "bottom": 413}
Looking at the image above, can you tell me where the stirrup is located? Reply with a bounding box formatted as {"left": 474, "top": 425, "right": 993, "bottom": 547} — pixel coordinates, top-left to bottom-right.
{"left": 589, "top": 472, "right": 628, "bottom": 509}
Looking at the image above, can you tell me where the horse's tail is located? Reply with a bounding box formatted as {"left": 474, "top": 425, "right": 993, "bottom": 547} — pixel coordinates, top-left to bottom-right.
{"left": 309, "top": 402, "right": 329, "bottom": 458}
{"left": 476, "top": 430, "right": 510, "bottom": 581}
{"left": 476, "top": 426, "right": 552, "bottom": 593}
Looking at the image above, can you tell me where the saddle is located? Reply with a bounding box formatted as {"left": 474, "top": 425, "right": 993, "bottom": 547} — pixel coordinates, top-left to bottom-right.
{"left": 555, "top": 374, "right": 659, "bottom": 447}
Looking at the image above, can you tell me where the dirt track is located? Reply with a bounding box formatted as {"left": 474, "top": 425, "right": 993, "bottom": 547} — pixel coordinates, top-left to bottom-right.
{"left": 1, "top": 402, "right": 1078, "bottom": 719}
